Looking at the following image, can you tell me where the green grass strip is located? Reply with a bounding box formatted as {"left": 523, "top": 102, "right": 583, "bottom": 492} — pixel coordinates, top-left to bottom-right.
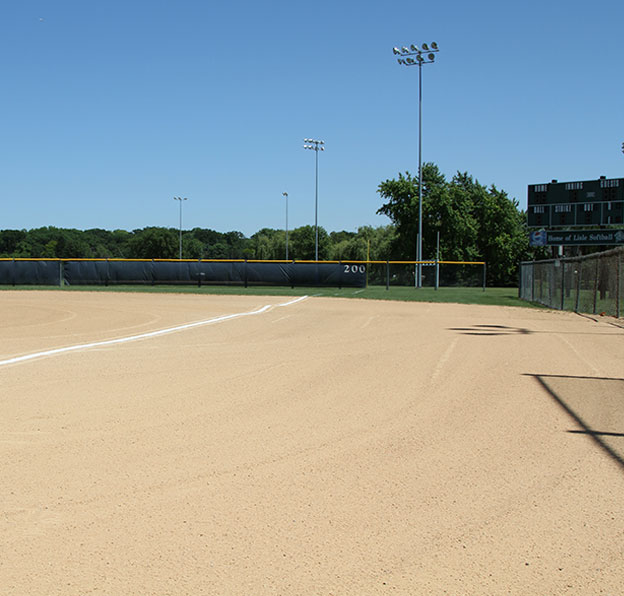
{"left": 0, "top": 284, "right": 539, "bottom": 308}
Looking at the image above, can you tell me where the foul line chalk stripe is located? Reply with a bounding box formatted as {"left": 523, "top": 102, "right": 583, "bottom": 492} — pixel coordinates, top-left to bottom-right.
{"left": 0, "top": 295, "right": 309, "bottom": 368}
{"left": 274, "top": 295, "right": 308, "bottom": 308}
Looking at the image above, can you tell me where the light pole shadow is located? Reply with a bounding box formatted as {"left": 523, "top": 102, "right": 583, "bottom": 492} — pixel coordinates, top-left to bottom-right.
{"left": 526, "top": 373, "right": 624, "bottom": 472}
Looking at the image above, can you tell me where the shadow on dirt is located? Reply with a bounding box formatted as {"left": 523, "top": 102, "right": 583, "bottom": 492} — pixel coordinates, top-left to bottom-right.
{"left": 449, "top": 324, "right": 621, "bottom": 337}
{"left": 526, "top": 373, "right": 624, "bottom": 472}
{"left": 448, "top": 324, "right": 532, "bottom": 336}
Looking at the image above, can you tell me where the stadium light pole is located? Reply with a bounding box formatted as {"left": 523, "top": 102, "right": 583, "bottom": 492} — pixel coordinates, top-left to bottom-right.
{"left": 303, "top": 138, "right": 325, "bottom": 261}
{"left": 393, "top": 42, "right": 439, "bottom": 287}
{"left": 173, "top": 196, "right": 187, "bottom": 259}
{"left": 282, "top": 192, "right": 289, "bottom": 260}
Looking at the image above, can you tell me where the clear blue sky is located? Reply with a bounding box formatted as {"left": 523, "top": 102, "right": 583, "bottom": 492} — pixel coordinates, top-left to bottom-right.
{"left": 2, "top": 0, "right": 623, "bottom": 237}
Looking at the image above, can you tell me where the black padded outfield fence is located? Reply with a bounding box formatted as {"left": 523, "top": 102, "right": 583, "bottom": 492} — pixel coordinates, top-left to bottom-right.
{"left": 0, "top": 258, "right": 487, "bottom": 290}
{"left": 0, "top": 259, "right": 367, "bottom": 289}
{"left": 0, "top": 258, "right": 62, "bottom": 285}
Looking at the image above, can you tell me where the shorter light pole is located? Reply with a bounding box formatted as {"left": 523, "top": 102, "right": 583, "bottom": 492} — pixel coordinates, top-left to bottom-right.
{"left": 282, "top": 192, "right": 289, "bottom": 260}
{"left": 173, "top": 196, "right": 187, "bottom": 259}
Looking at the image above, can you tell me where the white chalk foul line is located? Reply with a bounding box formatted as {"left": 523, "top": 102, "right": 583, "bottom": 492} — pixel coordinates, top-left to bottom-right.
{"left": 274, "top": 295, "right": 309, "bottom": 308}
{"left": 0, "top": 295, "right": 309, "bottom": 368}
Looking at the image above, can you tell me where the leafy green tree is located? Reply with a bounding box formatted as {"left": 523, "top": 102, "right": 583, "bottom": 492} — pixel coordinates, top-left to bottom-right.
{"left": 189, "top": 228, "right": 250, "bottom": 259}
{"left": 223, "top": 231, "right": 249, "bottom": 258}
{"left": 289, "top": 225, "right": 330, "bottom": 260}
{"left": 55, "top": 229, "right": 92, "bottom": 258}
{"left": 11, "top": 227, "right": 91, "bottom": 258}
{"left": 329, "top": 230, "right": 356, "bottom": 245}
{"left": 181, "top": 235, "right": 205, "bottom": 259}
{"left": 377, "top": 165, "right": 447, "bottom": 259}
{"left": 329, "top": 236, "right": 367, "bottom": 261}
{"left": 204, "top": 241, "right": 231, "bottom": 259}
{"left": 110, "top": 229, "right": 133, "bottom": 258}
{"left": 356, "top": 225, "right": 397, "bottom": 261}
{"left": 0, "top": 230, "right": 27, "bottom": 257}
{"left": 423, "top": 172, "right": 480, "bottom": 263}
{"left": 249, "top": 228, "right": 283, "bottom": 260}
{"left": 83, "top": 228, "right": 132, "bottom": 258}
{"left": 251, "top": 231, "right": 273, "bottom": 260}
{"left": 377, "top": 165, "right": 528, "bottom": 285}
{"left": 129, "top": 227, "right": 178, "bottom": 259}
{"left": 473, "top": 184, "right": 528, "bottom": 286}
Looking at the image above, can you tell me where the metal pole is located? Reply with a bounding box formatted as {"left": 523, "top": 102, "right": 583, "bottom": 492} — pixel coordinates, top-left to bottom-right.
{"left": 315, "top": 148, "right": 319, "bottom": 261}
{"left": 616, "top": 251, "right": 621, "bottom": 319}
{"left": 366, "top": 239, "right": 370, "bottom": 288}
{"left": 417, "top": 60, "right": 423, "bottom": 288}
{"left": 173, "top": 197, "right": 187, "bottom": 260}
{"left": 560, "top": 260, "right": 565, "bottom": 310}
{"left": 283, "top": 192, "right": 289, "bottom": 260}
{"left": 593, "top": 258, "right": 599, "bottom": 314}
{"left": 435, "top": 229, "right": 439, "bottom": 290}
{"left": 394, "top": 44, "right": 440, "bottom": 287}
{"left": 178, "top": 200, "right": 182, "bottom": 260}
{"left": 303, "top": 139, "right": 324, "bottom": 262}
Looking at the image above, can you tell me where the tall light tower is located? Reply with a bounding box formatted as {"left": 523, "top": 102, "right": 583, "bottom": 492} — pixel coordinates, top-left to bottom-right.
{"left": 303, "top": 138, "right": 325, "bottom": 261}
{"left": 173, "top": 196, "right": 187, "bottom": 260}
{"left": 282, "top": 192, "right": 289, "bottom": 260}
{"left": 393, "top": 42, "right": 439, "bottom": 287}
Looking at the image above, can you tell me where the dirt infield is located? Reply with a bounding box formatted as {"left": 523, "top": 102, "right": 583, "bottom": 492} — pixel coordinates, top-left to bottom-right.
{"left": 1, "top": 290, "right": 623, "bottom": 595}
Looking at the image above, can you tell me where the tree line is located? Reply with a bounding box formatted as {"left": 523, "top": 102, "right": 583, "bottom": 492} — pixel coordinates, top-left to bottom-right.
{"left": 0, "top": 224, "right": 397, "bottom": 263}
{"left": 1, "top": 163, "right": 545, "bottom": 285}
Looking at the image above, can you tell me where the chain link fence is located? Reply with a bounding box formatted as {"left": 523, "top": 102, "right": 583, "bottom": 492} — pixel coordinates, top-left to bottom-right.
{"left": 519, "top": 247, "right": 623, "bottom": 318}
{"left": 365, "top": 261, "right": 486, "bottom": 289}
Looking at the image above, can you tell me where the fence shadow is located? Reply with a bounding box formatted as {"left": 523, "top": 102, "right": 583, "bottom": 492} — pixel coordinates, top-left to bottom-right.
{"left": 448, "top": 325, "right": 532, "bottom": 336}
{"left": 526, "top": 373, "right": 624, "bottom": 472}
{"left": 449, "top": 325, "right": 619, "bottom": 337}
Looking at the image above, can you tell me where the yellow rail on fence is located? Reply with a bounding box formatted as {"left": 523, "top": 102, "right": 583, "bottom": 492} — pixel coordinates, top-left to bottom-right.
{"left": 0, "top": 257, "right": 486, "bottom": 265}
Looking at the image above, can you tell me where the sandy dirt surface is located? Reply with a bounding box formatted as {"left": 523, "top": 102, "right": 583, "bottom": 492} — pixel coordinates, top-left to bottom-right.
{"left": 1, "top": 290, "right": 623, "bottom": 595}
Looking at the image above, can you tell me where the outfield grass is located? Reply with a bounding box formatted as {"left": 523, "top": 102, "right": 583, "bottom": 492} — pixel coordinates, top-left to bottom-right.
{"left": 0, "top": 284, "right": 539, "bottom": 308}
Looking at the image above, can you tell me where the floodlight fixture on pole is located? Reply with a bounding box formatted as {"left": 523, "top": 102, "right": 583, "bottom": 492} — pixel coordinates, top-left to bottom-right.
{"left": 303, "top": 138, "right": 325, "bottom": 261}
{"left": 282, "top": 192, "right": 289, "bottom": 260}
{"left": 173, "top": 196, "right": 188, "bottom": 259}
{"left": 393, "top": 41, "right": 439, "bottom": 287}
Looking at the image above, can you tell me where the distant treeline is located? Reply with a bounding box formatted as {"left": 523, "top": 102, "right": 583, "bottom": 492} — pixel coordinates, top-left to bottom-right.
{"left": 0, "top": 225, "right": 397, "bottom": 263}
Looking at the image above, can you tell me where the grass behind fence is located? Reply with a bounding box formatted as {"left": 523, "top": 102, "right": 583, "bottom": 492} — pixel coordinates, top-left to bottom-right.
{"left": 0, "top": 284, "right": 538, "bottom": 308}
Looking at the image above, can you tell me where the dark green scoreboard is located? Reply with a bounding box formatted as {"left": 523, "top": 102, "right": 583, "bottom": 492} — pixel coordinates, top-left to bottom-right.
{"left": 527, "top": 176, "right": 624, "bottom": 228}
